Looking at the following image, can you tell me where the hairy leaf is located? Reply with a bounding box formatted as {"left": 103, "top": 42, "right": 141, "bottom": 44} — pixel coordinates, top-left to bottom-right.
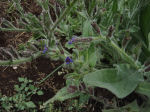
{"left": 43, "top": 87, "right": 80, "bottom": 107}
{"left": 82, "top": 20, "right": 94, "bottom": 36}
{"left": 83, "top": 64, "right": 143, "bottom": 98}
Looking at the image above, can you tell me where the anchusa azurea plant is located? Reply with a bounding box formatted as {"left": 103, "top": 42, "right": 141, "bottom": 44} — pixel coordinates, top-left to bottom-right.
{"left": 1, "top": 0, "right": 150, "bottom": 111}
{"left": 42, "top": 1, "right": 150, "bottom": 111}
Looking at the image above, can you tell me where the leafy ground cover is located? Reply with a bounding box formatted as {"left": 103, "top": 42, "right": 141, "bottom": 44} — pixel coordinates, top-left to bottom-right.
{"left": 0, "top": 0, "right": 150, "bottom": 112}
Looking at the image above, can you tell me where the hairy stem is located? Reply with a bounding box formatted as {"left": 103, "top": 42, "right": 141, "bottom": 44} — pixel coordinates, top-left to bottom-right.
{"left": 51, "top": 0, "right": 78, "bottom": 32}
{"left": 0, "top": 51, "right": 42, "bottom": 66}
{"left": 99, "top": 36, "right": 140, "bottom": 69}
{"left": 0, "top": 28, "right": 26, "bottom": 32}
{"left": 110, "top": 41, "right": 139, "bottom": 69}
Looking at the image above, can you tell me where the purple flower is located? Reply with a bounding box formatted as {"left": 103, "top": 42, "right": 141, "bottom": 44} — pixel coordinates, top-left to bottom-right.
{"left": 71, "top": 36, "right": 76, "bottom": 42}
{"left": 68, "top": 36, "right": 77, "bottom": 44}
{"left": 65, "top": 57, "right": 73, "bottom": 64}
{"left": 43, "top": 45, "right": 48, "bottom": 53}
{"left": 68, "top": 40, "right": 73, "bottom": 44}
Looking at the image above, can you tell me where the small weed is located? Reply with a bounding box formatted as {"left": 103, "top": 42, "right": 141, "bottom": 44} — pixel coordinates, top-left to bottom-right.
{"left": 0, "top": 77, "right": 43, "bottom": 111}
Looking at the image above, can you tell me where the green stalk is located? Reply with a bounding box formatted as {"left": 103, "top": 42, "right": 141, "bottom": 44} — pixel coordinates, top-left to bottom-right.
{"left": 115, "top": 14, "right": 121, "bottom": 35}
{"left": 99, "top": 36, "right": 140, "bottom": 69}
{"left": 0, "top": 28, "right": 27, "bottom": 32}
{"left": 51, "top": 0, "right": 78, "bottom": 32}
{"left": 0, "top": 51, "right": 42, "bottom": 66}
{"left": 110, "top": 41, "right": 139, "bottom": 69}
{"left": 0, "top": 27, "right": 66, "bottom": 35}
{"left": 37, "top": 63, "right": 64, "bottom": 84}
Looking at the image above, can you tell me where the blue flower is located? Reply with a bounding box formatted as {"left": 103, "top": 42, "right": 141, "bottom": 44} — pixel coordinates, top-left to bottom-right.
{"left": 68, "top": 40, "right": 73, "bottom": 44}
{"left": 68, "top": 36, "right": 77, "bottom": 44}
{"left": 43, "top": 45, "right": 48, "bottom": 53}
{"left": 71, "top": 36, "right": 76, "bottom": 42}
{"left": 65, "top": 57, "right": 73, "bottom": 64}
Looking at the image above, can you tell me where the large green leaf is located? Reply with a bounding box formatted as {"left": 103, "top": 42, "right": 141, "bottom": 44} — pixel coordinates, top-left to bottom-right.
{"left": 83, "top": 64, "right": 143, "bottom": 98}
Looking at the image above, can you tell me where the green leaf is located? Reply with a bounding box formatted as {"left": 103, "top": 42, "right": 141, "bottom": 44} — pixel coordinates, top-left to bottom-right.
{"left": 29, "top": 85, "right": 35, "bottom": 90}
{"left": 37, "top": 91, "right": 44, "bottom": 96}
{"left": 25, "top": 87, "right": 29, "bottom": 92}
{"left": 65, "top": 42, "right": 75, "bottom": 49}
{"left": 14, "top": 85, "right": 20, "bottom": 91}
{"left": 129, "top": 25, "right": 140, "bottom": 33}
{"left": 25, "top": 101, "right": 36, "bottom": 108}
{"left": 135, "top": 81, "right": 150, "bottom": 97}
{"left": 43, "top": 87, "right": 80, "bottom": 107}
{"left": 118, "top": 0, "right": 124, "bottom": 13}
{"left": 78, "top": 11, "right": 87, "bottom": 19}
{"left": 20, "top": 83, "right": 26, "bottom": 90}
{"left": 18, "top": 77, "right": 25, "bottom": 82}
{"left": 88, "top": 43, "right": 97, "bottom": 67}
{"left": 83, "top": 64, "right": 143, "bottom": 98}
{"left": 82, "top": 20, "right": 94, "bottom": 36}
{"left": 79, "top": 93, "right": 90, "bottom": 105}
{"left": 29, "top": 80, "right": 33, "bottom": 83}
{"left": 112, "top": 0, "right": 118, "bottom": 13}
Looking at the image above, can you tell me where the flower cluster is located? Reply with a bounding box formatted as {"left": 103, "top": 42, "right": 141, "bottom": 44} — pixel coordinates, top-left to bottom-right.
{"left": 68, "top": 36, "right": 76, "bottom": 44}
{"left": 43, "top": 44, "right": 48, "bottom": 53}
{"left": 65, "top": 57, "right": 73, "bottom": 64}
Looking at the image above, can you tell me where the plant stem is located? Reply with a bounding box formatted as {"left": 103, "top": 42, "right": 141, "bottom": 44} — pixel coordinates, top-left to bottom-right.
{"left": 110, "top": 41, "right": 139, "bottom": 69}
{"left": 0, "top": 51, "right": 42, "bottom": 66}
{"left": 37, "top": 63, "right": 64, "bottom": 84}
{"left": 0, "top": 28, "right": 26, "bottom": 32}
{"left": 115, "top": 14, "right": 121, "bottom": 35}
{"left": 99, "top": 36, "right": 140, "bottom": 69}
{"left": 51, "top": 0, "right": 78, "bottom": 32}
